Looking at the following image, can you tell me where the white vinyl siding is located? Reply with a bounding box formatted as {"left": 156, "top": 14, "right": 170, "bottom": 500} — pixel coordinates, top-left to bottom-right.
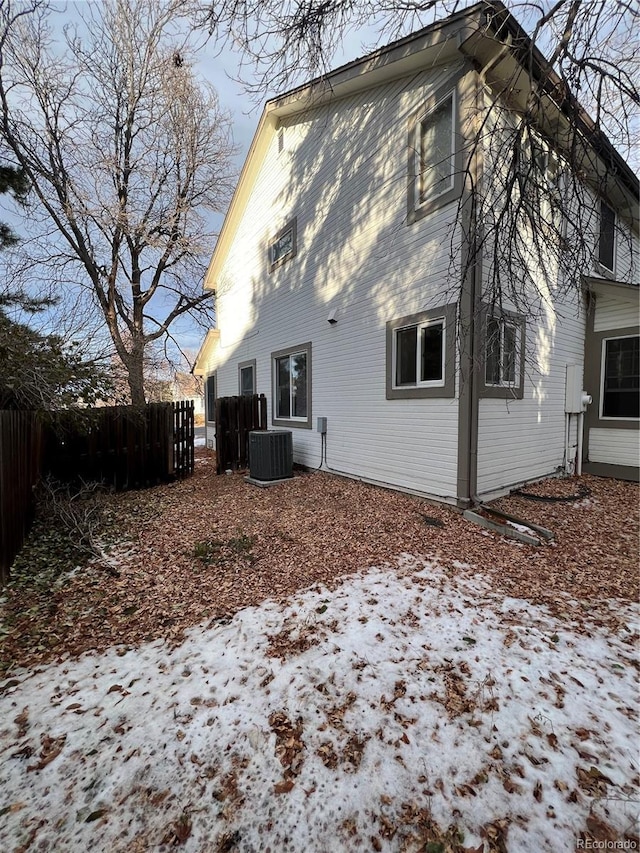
{"left": 477, "top": 289, "right": 587, "bottom": 497}
{"left": 589, "top": 429, "right": 639, "bottom": 467}
{"left": 593, "top": 294, "right": 639, "bottom": 332}
{"left": 210, "top": 62, "right": 467, "bottom": 501}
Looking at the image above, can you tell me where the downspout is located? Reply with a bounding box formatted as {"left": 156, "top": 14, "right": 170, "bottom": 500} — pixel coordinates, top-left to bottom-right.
{"left": 458, "top": 68, "right": 482, "bottom": 506}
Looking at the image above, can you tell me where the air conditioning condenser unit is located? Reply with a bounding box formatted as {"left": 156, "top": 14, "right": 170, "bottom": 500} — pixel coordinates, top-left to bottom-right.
{"left": 249, "top": 430, "right": 293, "bottom": 481}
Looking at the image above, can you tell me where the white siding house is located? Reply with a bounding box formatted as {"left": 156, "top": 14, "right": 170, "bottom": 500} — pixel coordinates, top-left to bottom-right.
{"left": 195, "top": 1, "right": 639, "bottom": 503}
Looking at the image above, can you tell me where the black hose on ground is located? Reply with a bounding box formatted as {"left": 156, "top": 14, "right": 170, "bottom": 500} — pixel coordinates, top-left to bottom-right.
{"left": 512, "top": 483, "right": 591, "bottom": 503}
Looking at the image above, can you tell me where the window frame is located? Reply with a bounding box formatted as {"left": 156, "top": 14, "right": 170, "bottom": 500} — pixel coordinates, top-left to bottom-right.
{"left": 480, "top": 307, "right": 525, "bottom": 400}
{"left": 269, "top": 218, "right": 297, "bottom": 272}
{"left": 599, "top": 334, "right": 639, "bottom": 421}
{"left": 418, "top": 90, "right": 455, "bottom": 205}
{"left": 271, "top": 342, "right": 312, "bottom": 429}
{"left": 205, "top": 373, "right": 217, "bottom": 423}
{"left": 407, "top": 71, "right": 465, "bottom": 225}
{"left": 238, "top": 359, "right": 256, "bottom": 397}
{"left": 597, "top": 199, "right": 616, "bottom": 275}
{"left": 393, "top": 317, "right": 446, "bottom": 389}
{"left": 386, "top": 304, "right": 456, "bottom": 400}
{"left": 517, "top": 130, "right": 563, "bottom": 231}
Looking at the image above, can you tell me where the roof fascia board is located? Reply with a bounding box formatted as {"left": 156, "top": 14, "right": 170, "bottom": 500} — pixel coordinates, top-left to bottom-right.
{"left": 203, "top": 108, "right": 277, "bottom": 290}
{"left": 458, "top": 4, "right": 639, "bottom": 225}
{"left": 193, "top": 329, "right": 220, "bottom": 375}
{"left": 583, "top": 276, "right": 640, "bottom": 300}
{"left": 270, "top": 19, "right": 471, "bottom": 119}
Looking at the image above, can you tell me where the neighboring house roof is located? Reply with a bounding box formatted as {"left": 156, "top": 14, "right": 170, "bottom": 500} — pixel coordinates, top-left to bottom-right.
{"left": 204, "top": 0, "right": 639, "bottom": 293}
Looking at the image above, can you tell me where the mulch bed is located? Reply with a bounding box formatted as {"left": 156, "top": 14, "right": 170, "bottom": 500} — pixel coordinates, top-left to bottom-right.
{"left": 1, "top": 450, "right": 637, "bottom": 673}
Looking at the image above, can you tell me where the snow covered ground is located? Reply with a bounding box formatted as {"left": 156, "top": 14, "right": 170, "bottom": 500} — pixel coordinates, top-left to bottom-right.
{"left": 1, "top": 556, "right": 638, "bottom": 851}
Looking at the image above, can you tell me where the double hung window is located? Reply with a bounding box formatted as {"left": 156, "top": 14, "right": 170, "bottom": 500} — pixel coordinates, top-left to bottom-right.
{"left": 418, "top": 93, "right": 455, "bottom": 205}
{"left": 598, "top": 200, "right": 615, "bottom": 273}
{"left": 485, "top": 317, "right": 519, "bottom": 387}
{"left": 239, "top": 361, "right": 256, "bottom": 396}
{"left": 272, "top": 343, "right": 311, "bottom": 427}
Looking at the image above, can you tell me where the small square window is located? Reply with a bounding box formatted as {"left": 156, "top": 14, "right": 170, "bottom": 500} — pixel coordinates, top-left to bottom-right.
{"left": 598, "top": 200, "right": 615, "bottom": 272}
{"left": 602, "top": 336, "right": 639, "bottom": 418}
{"left": 269, "top": 218, "right": 297, "bottom": 271}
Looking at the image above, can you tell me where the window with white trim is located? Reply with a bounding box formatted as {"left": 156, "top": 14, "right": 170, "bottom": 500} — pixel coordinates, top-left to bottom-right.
{"left": 418, "top": 92, "right": 455, "bottom": 205}
{"left": 485, "top": 317, "right": 519, "bottom": 387}
{"left": 394, "top": 318, "right": 444, "bottom": 388}
{"left": 598, "top": 200, "right": 615, "bottom": 272}
{"left": 601, "top": 335, "right": 639, "bottom": 418}
{"left": 272, "top": 343, "right": 311, "bottom": 426}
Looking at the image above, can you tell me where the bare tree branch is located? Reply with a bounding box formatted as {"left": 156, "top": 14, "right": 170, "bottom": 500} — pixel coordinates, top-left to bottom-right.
{"left": 0, "top": 0, "right": 235, "bottom": 404}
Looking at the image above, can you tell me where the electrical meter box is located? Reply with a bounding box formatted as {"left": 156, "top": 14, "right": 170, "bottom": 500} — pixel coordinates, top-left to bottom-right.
{"left": 565, "top": 364, "right": 584, "bottom": 413}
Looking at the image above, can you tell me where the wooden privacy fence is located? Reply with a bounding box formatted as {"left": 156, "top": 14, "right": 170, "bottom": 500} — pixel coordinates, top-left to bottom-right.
{"left": 0, "top": 401, "right": 195, "bottom": 584}
{"left": 45, "top": 401, "right": 195, "bottom": 491}
{"left": 0, "top": 411, "right": 43, "bottom": 584}
{"left": 172, "top": 400, "right": 195, "bottom": 481}
{"left": 215, "top": 394, "right": 267, "bottom": 474}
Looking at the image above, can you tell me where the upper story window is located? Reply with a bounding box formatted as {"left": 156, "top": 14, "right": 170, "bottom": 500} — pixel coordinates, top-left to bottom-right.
{"left": 598, "top": 200, "right": 615, "bottom": 273}
{"left": 601, "top": 335, "right": 639, "bottom": 419}
{"left": 418, "top": 92, "right": 455, "bottom": 204}
{"left": 518, "top": 131, "right": 562, "bottom": 228}
{"left": 269, "top": 218, "right": 297, "bottom": 271}
{"left": 407, "top": 73, "right": 463, "bottom": 225}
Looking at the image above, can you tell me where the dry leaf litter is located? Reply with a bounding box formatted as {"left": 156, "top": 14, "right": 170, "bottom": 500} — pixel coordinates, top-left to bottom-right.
{"left": 0, "top": 450, "right": 638, "bottom": 850}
